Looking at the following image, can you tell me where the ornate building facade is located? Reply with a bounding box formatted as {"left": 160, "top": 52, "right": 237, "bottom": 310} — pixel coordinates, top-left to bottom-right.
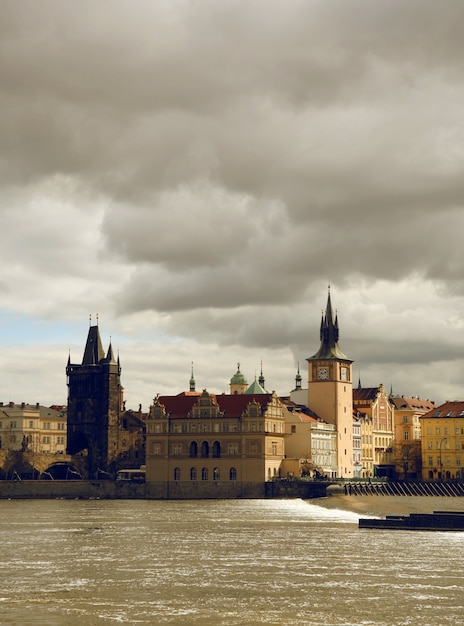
{"left": 353, "top": 383, "right": 395, "bottom": 478}
{"left": 391, "top": 395, "right": 435, "bottom": 479}
{"left": 145, "top": 388, "right": 286, "bottom": 498}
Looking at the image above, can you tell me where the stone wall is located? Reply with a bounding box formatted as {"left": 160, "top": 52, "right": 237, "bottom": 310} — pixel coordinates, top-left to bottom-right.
{"left": 0, "top": 479, "right": 329, "bottom": 499}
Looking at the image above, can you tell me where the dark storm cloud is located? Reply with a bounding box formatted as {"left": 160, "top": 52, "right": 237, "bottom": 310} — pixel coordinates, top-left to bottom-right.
{"left": 1, "top": 1, "right": 464, "bottom": 405}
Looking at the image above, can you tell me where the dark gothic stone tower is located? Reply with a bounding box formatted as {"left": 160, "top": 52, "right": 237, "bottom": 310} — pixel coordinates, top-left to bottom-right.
{"left": 66, "top": 323, "right": 123, "bottom": 478}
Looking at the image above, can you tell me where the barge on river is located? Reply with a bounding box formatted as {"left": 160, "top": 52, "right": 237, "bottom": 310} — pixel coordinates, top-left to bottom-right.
{"left": 359, "top": 511, "right": 464, "bottom": 531}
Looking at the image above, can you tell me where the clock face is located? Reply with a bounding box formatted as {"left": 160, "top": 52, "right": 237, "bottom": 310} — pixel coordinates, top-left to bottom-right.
{"left": 317, "top": 367, "right": 329, "bottom": 381}
{"left": 340, "top": 367, "right": 347, "bottom": 381}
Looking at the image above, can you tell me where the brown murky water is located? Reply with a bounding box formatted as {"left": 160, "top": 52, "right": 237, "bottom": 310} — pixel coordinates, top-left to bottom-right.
{"left": 0, "top": 495, "right": 463, "bottom": 625}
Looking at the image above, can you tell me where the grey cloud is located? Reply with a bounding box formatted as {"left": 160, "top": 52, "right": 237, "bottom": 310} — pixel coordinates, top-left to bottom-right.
{"left": 1, "top": 1, "right": 464, "bottom": 407}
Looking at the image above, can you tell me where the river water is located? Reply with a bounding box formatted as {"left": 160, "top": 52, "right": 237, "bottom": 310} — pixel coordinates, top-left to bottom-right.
{"left": 1, "top": 494, "right": 463, "bottom": 626}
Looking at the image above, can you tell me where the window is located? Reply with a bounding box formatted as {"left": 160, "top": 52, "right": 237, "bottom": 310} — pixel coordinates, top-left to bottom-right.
{"left": 43, "top": 436, "right": 50, "bottom": 444}
{"left": 291, "top": 425, "right": 296, "bottom": 434}
{"left": 29, "top": 421, "right": 34, "bottom": 428}
{"left": 436, "top": 427, "right": 440, "bottom": 435}
{"left": 272, "top": 442, "right": 278, "bottom": 455}
{"left": 10, "top": 421, "right": 16, "bottom": 429}
{"left": 152, "top": 443, "right": 161, "bottom": 455}
{"left": 174, "top": 467, "right": 181, "bottom": 481}
{"left": 213, "top": 467, "right": 220, "bottom": 481}
{"left": 44, "top": 423, "right": 51, "bottom": 430}
{"left": 57, "top": 436, "right": 65, "bottom": 445}
{"left": 427, "top": 441, "right": 432, "bottom": 449}
{"left": 173, "top": 444, "right": 182, "bottom": 455}
{"left": 201, "top": 441, "right": 209, "bottom": 458}
{"left": 212, "top": 441, "right": 221, "bottom": 458}
{"left": 190, "top": 467, "right": 197, "bottom": 481}
{"left": 228, "top": 443, "right": 239, "bottom": 455}
{"left": 403, "top": 415, "right": 408, "bottom": 423}
{"left": 201, "top": 467, "right": 208, "bottom": 481}
{"left": 230, "top": 467, "right": 237, "bottom": 481}
{"left": 190, "top": 441, "right": 198, "bottom": 458}
{"left": 428, "top": 456, "right": 433, "bottom": 466}
{"left": 456, "top": 458, "right": 461, "bottom": 467}
{"left": 404, "top": 431, "right": 409, "bottom": 441}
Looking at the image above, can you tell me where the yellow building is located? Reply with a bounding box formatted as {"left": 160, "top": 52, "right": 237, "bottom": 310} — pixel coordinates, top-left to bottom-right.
{"left": 282, "top": 400, "right": 338, "bottom": 477}
{"left": 307, "top": 291, "right": 354, "bottom": 478}
{"left": 353, "top": 384, "right": 395, "bottom": 478}
{"left": 391, "top": 395, "right": 435, "bottom": 479}
{"left": 420, "top": 401, "right": 464, "bottom": 481}
{"left": 145, "top": 388, "right": 286, "bottom": 498}
{"left": 0, "top": 402, "right": 67, "bottom": 455}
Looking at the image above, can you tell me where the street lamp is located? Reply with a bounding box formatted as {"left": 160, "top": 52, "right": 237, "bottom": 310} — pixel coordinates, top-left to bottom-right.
{"left": 438, "top": 438, "right": 448, "bottom": 480}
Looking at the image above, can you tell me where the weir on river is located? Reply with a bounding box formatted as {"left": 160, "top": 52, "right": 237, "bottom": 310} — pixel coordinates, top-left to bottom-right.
{"left": 343, "top": 480, "right": 464, "bottom": 496}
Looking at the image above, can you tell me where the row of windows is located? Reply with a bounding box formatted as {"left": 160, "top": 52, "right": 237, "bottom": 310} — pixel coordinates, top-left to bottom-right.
{"left": 313, "top": 441, "right": 333, "bottom": 450}
{"left": 0, "top": 435, "right": 65, "bottom": 445}
{"left": 153, "top": 440, "right": 280, "bottom": 457}
{"left": 149, "top": 421, "right": 283, "bottom": 434}
{"left": 425, "top": 440, "right": 464, "bottom": 450}
{"left": 426, "top": 426, "right": 464, "bottom": 435}
{"left": 173, "top": 467, "right": 237, "bottom": 481}
{"left": 0, "top": 421, "right": 66, "bottom": 431}
{"left": 152, "top": 440, "right": 280, "bottom": 457}
{"left": 427, "top": 456, "right": 461, "bottom": 466}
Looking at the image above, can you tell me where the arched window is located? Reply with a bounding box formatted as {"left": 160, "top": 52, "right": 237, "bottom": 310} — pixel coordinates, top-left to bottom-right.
{"left": 190, "top": 441, "right": 198, "bottom": 458}
{"left": 201, "top": 441, "right": 209, "bottom": 458}
{"left": 174, "top": 467, "right": 181, "bottom": 481}
{"left": 212, "top": 441, "right": 221, "bottom": 458}
{"left": 190, "top": 467, "right": 197, "bottom": 481}
{"left": 213, "top": 467, "right": 220, "bottom": 481}
{"left": 229, "top": 467, "right": 237, "bottom": 481}
{"left": 201, "top": 467, "right": 208, "bottom": 480}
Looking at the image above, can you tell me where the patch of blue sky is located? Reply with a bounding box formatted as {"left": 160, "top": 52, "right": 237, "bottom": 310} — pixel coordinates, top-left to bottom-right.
{"left": 0, "top": 310, "right": 85, "bottom": 346}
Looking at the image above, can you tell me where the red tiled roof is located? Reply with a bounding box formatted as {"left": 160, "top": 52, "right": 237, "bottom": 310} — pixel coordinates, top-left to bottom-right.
{"left": 390, "top": 396, "right": 435, "bottom": 412}
{"left": 421, "top": 400, "right": 464, "bottom": 419}
{"left": 353, "top": 387, "right": 381, "bottom": 402}
{"left": 157, "top": 392, "right": 273, "bottom": 418}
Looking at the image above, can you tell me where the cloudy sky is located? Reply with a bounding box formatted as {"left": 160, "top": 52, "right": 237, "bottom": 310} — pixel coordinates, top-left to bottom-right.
{"left": 1, "top": 0, "right": 464, "bottom": 410}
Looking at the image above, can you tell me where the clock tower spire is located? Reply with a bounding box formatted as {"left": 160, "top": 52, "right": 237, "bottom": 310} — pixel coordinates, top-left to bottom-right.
{"left": 307, "top": 289, "right": 353, "bottom": 478}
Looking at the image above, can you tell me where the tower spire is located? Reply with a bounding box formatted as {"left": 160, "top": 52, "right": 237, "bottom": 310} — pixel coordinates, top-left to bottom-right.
{"left": 190, "top": 362, "right": 196, "bottom": 392}
{"left": 82, "top": 322, "right": 105, "bottom": 365}
{"left": 308, "top": 288, "right": 350, "bottom": 361}
{"left": 295, "top": 360, "right": 302, "bottom": 391}
{"left": 258, "top": 359, "right": 265, "bottom": 389}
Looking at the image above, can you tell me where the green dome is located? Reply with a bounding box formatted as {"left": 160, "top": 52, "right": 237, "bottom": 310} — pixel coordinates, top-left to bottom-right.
{"left": 230, "top": 364, "right": 247, "bottom": 385}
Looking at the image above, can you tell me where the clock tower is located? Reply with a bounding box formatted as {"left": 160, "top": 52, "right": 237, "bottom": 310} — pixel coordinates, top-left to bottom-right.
{"left": 307, "top": 290, "right": 354, "bottom": 478}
